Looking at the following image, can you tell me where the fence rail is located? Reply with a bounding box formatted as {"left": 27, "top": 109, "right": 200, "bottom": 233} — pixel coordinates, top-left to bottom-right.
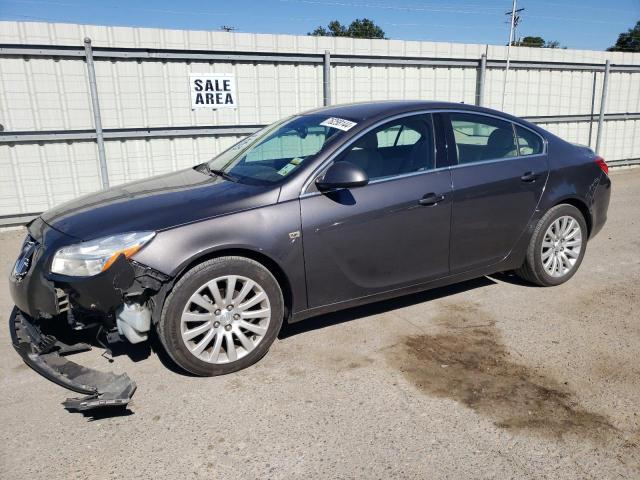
{"left": 2, "top": 113, "right": 640, "bottom": 144}
{"left": 1, "top": 29, "right": 639, "bottom": 225}
{"left": 2, "top": 44, "right": 640, "bottom": 72}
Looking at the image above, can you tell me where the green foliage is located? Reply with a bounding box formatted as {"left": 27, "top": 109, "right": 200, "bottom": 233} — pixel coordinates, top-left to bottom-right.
{"left": 607, "top": 21, "right": 640, "bottom": 52}
{"left": 514, "top": 36, "right": 563, "bottom": 49}
{"left": 309, "top": 18, "right": 385, "bottom": 39}
{"left": 517, "top": 36, "right": 545, "bottom": 48}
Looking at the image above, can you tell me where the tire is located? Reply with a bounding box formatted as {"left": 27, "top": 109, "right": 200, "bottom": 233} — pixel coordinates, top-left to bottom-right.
{"left": 516, "top": 204, "right": 588, "bottom": 287}
{"left": 158, "top": 256, "right": 284, "bottom": 376}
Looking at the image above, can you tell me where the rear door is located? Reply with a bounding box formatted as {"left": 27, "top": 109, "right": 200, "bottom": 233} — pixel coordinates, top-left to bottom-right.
{"left": 300, "top": 113, "right": 452, "bottom": 308}
{"left": 442, "top": 112, "right": 549, "bottom": 273}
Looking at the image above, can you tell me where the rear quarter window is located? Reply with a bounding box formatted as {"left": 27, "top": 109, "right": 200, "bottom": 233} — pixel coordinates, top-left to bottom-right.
{"left": 515, "top": 125, "right": 544, "bottom": 156}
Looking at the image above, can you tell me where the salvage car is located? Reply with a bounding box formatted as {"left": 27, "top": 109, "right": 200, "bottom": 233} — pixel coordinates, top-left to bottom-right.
{"left": 9, "top": 101, "right": 611, "bottom": 410}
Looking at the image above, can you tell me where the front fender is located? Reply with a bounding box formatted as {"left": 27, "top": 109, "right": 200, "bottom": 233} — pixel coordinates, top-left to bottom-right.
{"left": 134, "top": 200, "right": 307, "bottom": 313}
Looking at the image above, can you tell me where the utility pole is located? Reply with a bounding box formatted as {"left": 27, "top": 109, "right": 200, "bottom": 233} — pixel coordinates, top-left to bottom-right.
{"left": 501, "top": 0, "right": 520, "bottom": 110}
{"left": 511, "top": 7, "right": 524, "bottom": 45}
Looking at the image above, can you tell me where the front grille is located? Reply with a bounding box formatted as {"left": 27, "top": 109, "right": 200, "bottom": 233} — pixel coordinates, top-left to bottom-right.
{"left": 12, "top": 235, "right": 39, "bottom": 280}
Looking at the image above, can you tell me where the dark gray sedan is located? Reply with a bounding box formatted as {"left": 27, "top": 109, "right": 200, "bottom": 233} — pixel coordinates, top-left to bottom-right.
{"left": 9, "top": 101, "right": 611, "bottom": 410}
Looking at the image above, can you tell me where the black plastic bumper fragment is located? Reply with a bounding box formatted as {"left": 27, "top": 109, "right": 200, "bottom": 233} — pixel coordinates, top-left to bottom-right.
{"left": 10, "top": 307, "right": 136, "bottom": 412}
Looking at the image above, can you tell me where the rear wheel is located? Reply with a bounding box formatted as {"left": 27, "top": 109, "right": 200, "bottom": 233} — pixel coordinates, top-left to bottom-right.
{"left": 516, "top": 204, "right": 587, "bottom": 286}
{"left": 158, "top": 256, "right": 284, "bottom": 376}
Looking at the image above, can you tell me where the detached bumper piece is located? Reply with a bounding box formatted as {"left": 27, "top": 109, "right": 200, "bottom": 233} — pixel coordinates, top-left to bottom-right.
{"left": 9, "top": 307, "right": 136, "bottom": 412}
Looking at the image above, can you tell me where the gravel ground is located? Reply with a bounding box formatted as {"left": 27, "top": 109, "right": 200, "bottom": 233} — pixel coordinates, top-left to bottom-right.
{"left": 0, "top": 169, "right": 638, "bottom": 479}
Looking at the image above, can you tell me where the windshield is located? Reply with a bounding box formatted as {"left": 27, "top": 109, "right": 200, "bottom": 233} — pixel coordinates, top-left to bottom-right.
{"left": 204, "top": 115, "right": 355, "bottom": 184}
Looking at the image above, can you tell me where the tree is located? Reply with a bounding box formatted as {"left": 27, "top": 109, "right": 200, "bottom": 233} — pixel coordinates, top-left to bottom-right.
{"left": 309, "top": 18, "right": 385, "bottom": 39}
{"left": 514, "top": 36, "right": 563, "bottom": 48}
{"left": 516, "top": 36, "right": 545, "bottom": 48}
{"left": 608, "top": 21, "right": 640, "bottom": 52}
{"left": 309, "top": 21, "right": 347, "bottom": 37}
{"left": 347, "top": 19, "right": 385, "bottom": 39}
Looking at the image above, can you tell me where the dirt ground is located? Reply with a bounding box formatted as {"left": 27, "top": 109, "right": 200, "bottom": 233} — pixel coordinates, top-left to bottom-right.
{"left": 0, "top": 169, "right": 638, "bottom": 479}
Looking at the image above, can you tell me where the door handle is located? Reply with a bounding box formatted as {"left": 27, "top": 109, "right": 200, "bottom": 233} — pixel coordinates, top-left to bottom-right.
{"left": 419, "top": 192, "right": 445, "bottom": 206}
{"left": 520, "top": 171, "right": 538, "bottom": 183}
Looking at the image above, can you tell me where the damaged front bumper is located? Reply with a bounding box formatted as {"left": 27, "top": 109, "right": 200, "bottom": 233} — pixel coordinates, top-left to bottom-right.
{"left": 10, "top": 307, "right": 136, "bottom": 411}
{"left": 8, "top": 217, "right": 172, "bottom": 412}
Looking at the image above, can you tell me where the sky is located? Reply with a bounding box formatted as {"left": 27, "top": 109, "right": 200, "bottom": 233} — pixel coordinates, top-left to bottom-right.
{"left": 0, "top": 0, "right": 638, "bottom": 51}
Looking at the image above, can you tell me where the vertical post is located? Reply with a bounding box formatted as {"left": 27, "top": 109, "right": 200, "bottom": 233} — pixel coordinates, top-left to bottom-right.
{"left": 84, "top": 37, "right": 109, "bottom": 189}
{"left": 476, "top": 53, "right": 486, "bottom": 106}
{"left": 587, "top": 70, "right": 597, "bottom": 148}
{"left": 595, "top": 60, "right": 610, "bottom": 155}
{"left": 323, "top": 50, "right": 331, "bottom": 106}
{"left": 501, "top": 0, "right": 517, "bottom": 110}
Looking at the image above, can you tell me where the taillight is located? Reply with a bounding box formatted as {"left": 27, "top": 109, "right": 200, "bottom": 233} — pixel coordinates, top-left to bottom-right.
{"left": 595, "top": 156, "right": 609, "bottom": 175}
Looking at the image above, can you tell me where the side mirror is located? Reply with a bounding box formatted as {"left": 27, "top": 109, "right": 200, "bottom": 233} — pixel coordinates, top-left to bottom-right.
{"left": 316, "top": 161, "right": 369, "bottom": 191}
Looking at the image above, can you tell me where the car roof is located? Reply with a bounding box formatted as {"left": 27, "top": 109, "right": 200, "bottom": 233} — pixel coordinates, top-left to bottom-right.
{"left": 301, "top": 100, "right": 477, "bottom": 122}
{"left": 300, "top": 100, "right": 544, "bottom": 134}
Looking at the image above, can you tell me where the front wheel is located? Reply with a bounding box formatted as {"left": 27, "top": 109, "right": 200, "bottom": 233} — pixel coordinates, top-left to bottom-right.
{"left": 158, "top": 256, "right": 284, "bottom": 376}
{"left": 516, "top": 204, "right": 588, "bottom": 287}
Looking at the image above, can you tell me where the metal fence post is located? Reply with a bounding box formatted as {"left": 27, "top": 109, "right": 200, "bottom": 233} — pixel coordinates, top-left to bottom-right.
{"left": 323, "top": 50, "right": 331, "bottom": 106}
{"left": 595, "top": 60, "right": 610, "bottom": 156}
{"left": 587, "top": 71, "right": 597, "bottom": 148}
{"left": 84, "top": 37, "right": 109, "bottom": 189}
{"left": 476, "top": 53, "right": 486, "bottom": 106}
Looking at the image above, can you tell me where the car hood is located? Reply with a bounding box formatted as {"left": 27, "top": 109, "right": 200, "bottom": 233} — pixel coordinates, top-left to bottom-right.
{"left": 41, "top": 168, "right": 280, "bottom": 240}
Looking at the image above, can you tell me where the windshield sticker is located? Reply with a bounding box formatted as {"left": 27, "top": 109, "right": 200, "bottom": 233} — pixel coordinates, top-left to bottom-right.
{"left": 277, "top": 163, "right": 297, "bottom": 176}
{"left": 320, "top": 117, "right": 357, "bottom": 131}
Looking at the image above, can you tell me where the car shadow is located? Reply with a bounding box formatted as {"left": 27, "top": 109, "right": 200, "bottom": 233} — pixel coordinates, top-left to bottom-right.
{"left": 108, "top": 338, "right": 151, "bottom": 362}
{"left": 278, "top": 276, "right": 496, "bottom": 340}
{"left": 79, "top": 407, "right": 135, "bottom": 421}
{"left": 47, "top": 276, "right": 504, "bottom": 378}
{"left": 488, "top": 270, "right": 538, "bottom": 287}
{"left": 39, "top": 320, "right": 154, "bottom": 364}
{"left": 148, "top": 329, "right": 199, "bottom": 377}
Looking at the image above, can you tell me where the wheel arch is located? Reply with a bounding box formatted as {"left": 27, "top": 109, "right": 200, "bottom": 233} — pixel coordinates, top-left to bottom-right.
{"left": 154, "top": 247, "right": 294, "bottom": 324}
{"left": 551, "top": 196, "right": 592, "bottom": 236}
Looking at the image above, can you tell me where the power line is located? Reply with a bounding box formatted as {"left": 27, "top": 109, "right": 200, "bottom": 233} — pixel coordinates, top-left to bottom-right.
{"left": 3, "top": 0, "right": 630, "bottom": 27}
{"left": 1, "top": 0, "right": 234, "bottom": 18}
{"left": 278, "top": 0, "right": 504, "bottom": 15}
{"left": 534, "top": 1, "right": 635, "bottom": 15}
{"left": 2, "top": 0, "right": 634, "bottom": 49}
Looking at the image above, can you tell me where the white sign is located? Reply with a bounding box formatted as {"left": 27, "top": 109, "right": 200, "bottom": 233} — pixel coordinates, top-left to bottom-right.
{"left": 320, "top": 117, "right": 357, "bottom": 131}
{"left": 190, "top": 73, "right": 237, "bottom": 109}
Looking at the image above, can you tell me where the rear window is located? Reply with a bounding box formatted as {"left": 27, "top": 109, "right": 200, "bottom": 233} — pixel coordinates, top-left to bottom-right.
{"left": 449, "top": 113, "right": 518, "bottom": 164}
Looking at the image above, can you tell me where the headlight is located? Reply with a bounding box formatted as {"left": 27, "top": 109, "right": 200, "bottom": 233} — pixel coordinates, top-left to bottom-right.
{"left": 50, "top": 231, "right": 155, "bottom": 277}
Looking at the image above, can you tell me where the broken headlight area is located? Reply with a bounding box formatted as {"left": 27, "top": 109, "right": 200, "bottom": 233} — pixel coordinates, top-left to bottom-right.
{"left": 51, "top": 231, "right": 155, "bottom": 277}
{"left": 9, "top": 226, "right": 171, "bottom": 412}
{"left": 51, "top": 257, "right": 170, "bottom": 345}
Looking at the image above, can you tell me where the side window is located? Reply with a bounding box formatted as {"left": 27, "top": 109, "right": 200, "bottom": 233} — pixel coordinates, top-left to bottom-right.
{"left": 376, "top": 125, "right": 402, "bottom": 148}
{"left": 338, "top": 114, "right": 435, "bottom": 181}
{"left": 449, "top": 113, "right": 518, "bottom": 164}
{"left": 375, "top": 125, "right": 422, "bottom": 148}
{"left": 515, "top": 125, "right": 544, "bottom": 156}
{"left": 396, "top": 127, "right": 422, "bottom": 146}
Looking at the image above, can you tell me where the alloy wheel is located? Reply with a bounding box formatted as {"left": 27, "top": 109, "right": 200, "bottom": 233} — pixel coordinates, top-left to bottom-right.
{"left": 180, "top": 275, "right": 271, "bottom": 364}
{"left": 541, "top": 215, "right": 582, "bottom": 278}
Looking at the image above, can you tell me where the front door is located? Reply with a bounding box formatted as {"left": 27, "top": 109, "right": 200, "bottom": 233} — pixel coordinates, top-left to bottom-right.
{"left": 300, "top": 113, "right": 452, "bottom": 308}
